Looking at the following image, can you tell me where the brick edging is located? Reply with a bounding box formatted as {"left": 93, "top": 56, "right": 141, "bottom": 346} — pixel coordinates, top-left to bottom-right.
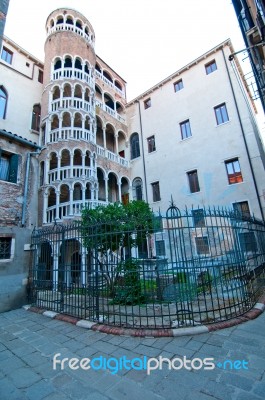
{"left": 23, "top": 296, "right": 265, "bottom": 338}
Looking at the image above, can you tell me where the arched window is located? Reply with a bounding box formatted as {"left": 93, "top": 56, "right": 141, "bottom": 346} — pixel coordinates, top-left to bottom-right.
{"left": 130, "top": 133, "right": 140, "bottom": 159}
{"left": 132, "top": 178, "right": 143, "bottom": 201}
{"left": 31, "top": 104, "right": 41, "bottom": 131}
{"left": 0, "top": 86, "right": 8, "bottom": 119}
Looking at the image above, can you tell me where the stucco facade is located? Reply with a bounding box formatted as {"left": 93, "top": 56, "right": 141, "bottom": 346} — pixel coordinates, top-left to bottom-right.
{"left": 0, "top": 7, "right": 265, "bottom": 310}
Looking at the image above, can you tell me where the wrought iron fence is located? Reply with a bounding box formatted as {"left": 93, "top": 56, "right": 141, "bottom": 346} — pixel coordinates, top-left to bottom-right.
{"left": 30, "top": 204, "right": 265, "bottom": 329}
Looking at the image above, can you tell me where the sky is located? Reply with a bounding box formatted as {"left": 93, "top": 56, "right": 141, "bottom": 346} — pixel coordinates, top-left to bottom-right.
{"left": 3, "top": 0, "right": 265, "bottom": 133}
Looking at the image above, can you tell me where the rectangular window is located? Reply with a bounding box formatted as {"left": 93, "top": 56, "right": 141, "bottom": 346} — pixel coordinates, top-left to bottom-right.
{"left": 174, "top": 79, "right": 184, "bottom": 92}
{"left": 151, "top": 181, "right": 161, "bottom": 202}
{"left": 144, "top": 98, "right": 151, "bottom": 109}
{"left": 187, "top": 170, "right": 200, "bottom": 193}
{"left": 180, "top": 120, "right": 192, "bottom": 140}
{"left": 38, "top": 69, "right": 43, "bottom": 83}
{"left": 233, "top": 201, "right": 250, "bottom": 219}
{"left": 214, "top": 103, "right": 229, "bottom": 125}
{"left": 147, "top": 135, "right": 156, "bottom": 153}
{"left": 239, "top": 232, "right": 257, "bottom": 253}
{"left": 1, "top": 47, "right": 13, "bottom": 64}
{"left": 192, "top": 209, "right": 205, "bottom": 227}
{"left": 225, "top": 158, "right": 243, "bottom": 184}
{"left": 0, "top": 237, "right": 12, "bottom": 259}
{"left": 205, "top": 60, "right": 217, "bottom": 75}
{"left": 156, "top": 240, "right": 166, "bottom": 256}
{"left": 195, "top": 236, "right": 210, "bottom": 255}
{"left": 0, "top": 149, "right": 19, "bottom": 183}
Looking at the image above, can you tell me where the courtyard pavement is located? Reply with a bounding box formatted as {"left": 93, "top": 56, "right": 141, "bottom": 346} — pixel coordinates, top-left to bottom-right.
{"left": 0, "top": 308, "right": 265, "bottom": 400}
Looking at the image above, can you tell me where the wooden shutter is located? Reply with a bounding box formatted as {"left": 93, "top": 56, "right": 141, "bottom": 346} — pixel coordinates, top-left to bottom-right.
{"left": 8, "top": 154, "right": 18, "bottom": 183}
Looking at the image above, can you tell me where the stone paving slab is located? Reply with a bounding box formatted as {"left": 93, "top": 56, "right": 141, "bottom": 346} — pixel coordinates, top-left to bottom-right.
{"left": 0, "top": 308, "right": 264, "bottom": 399}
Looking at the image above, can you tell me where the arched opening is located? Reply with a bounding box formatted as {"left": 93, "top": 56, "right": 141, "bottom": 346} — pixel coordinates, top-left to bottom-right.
{"left": 96, "top": 117, "right": 104, "bottom": 147}
{"left": 84, "top": 62, "right": 90, "bottom": 75}
{"left": 51, "top": 115, "right": 59, "bottom": 130}
{"left": 75, "top": 58, "right": 82, "bottom": 70}
{"left": 49, "top": 152, "right": 58, "bottom": 170}
{"left": 106, "top": 124, "right": 115, "bottom": 152}
{"left": 62, "top": 112, "right": 71, "bottom": 128}
{"left": 54, "top": 59, "right": 62, "bottom": 70}
{"left": 103, "top": 70, "right": 113, "bottom": 83}
{"left": 64, "top": 57, "right": 72, "bottom": 68}
{"left": 48, "top": 187, "right": 56, "bottom": 207}
{"left": 132, "top": 178, "right": 143, "bottom": 201}
{"left": 121, "top": 177, "right": 129, "bottom": 205}
{"left": 95, "top": 85, "right": 102, "bottom": 102}
{"left": 52, "top": 86, "right": 60, "bottom": 100}
{"left": 73, "top": 182, "right": 82, "bottom": 201}
{"left": 66, "top": 16, "right": 74, "bottom": 25}
{"left": 74, "top": 84, "right": 82, "bottom": 99}
{"left": 115, "top": 80, "right": 123, "bottom": 91}
{"left": 60, "top": 184, "right": 70, "bottom": 203}
{"left": 95, "top": 63, "right": 102, "bottom": 73}
{"left": 76, "top": 20, "right": 83, "bottom": 30}
{"left": 108, "top": 172, "right": 118, "bottom": 203}
{"left": 56, "top": 16, "right": 64, "bottom": 25}
{"left": 85, "top": 182, "right": 91, "bottom": 200}
{"left": 73, "top": 149, "right": 82, "bottom": 165}
{"left": 104, "top": 93, "right": 114, "bottom": 110}
{"left": 84, "top": 88, "right": 90, "bottom": 102}
{"left": 38, "top": 242, "right": 53, "bottom": 285}
{"left": 63, "top": 83, "right": 72, "bottom": 98}
{"left": 117, "top": 131, "right": 126, "bottom": 158}
{"left": 74, "top": 112, "right": 82, "bottom": 128}
{"left": 71, "top": 251, "right": 81, "bottom": 284}
{"left": 61, "top": 149, "right": 70, "bottom": 167}
{"left": 59, "top": 239, "right": 81, "bottom": 286}
{"left": 85, "top": 150, "right": 91, "bottom": 167}
{"left": 97, "top": 168, "right": 105, "bottom": 201}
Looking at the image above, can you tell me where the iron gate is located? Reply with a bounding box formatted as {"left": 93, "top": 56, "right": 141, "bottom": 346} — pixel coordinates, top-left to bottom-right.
{"left": 30, "top": 204, "right": 265, "bottom": 329}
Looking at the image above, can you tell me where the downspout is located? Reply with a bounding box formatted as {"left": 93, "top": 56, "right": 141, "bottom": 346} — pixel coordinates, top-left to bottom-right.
{"left": 222, "top": 48, "right": 265, "bottom": 222}
{"left": 136, "top": 100, "right": 148, "bottom": 202}
{"left": 21, "top": 151, "right": 40, "bottom": 227}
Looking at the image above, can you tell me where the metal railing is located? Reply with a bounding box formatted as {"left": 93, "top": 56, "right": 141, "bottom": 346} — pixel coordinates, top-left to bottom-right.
{"left": 30, "top": 204, "right": 265, "bottom": 329}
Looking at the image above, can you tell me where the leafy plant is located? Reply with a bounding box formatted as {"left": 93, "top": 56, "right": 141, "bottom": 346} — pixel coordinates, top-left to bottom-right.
{"left": 81, "top": 201, "right": 155, "bottom": 296}
{"left": 112, "top": 258, "right": 146, "bottom": 305}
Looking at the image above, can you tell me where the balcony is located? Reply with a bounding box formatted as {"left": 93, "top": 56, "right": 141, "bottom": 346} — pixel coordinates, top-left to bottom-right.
{"left": 52, "top": 68, "right": 94, "bottom": 88}
{"left": 48, "top": 166, "right": 95, "bottom": 184}
{"left": 51, "top": 97, "right": 92, "bottom": 114}
{"left": 95, "top": 70, "right": 125, "bottom": 97}
{"left": 46, "top": 200, "right": 108, "bottom": 223}
{"left": 96, "top": 100, "right": 126, "bottom": 124}
{"left": 49, "top": 128, "right": 95, "bottom": 143}
{"left": 96, "top": 145, "right": 129, "bottom": 167}
{"left": 47, "top": 23, "right": 93, "bottom": 46}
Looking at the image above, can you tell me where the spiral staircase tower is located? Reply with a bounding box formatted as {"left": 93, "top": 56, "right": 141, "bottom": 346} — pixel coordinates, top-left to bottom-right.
{"left": 38, "top": 8, "right": 130, "bottom": 225}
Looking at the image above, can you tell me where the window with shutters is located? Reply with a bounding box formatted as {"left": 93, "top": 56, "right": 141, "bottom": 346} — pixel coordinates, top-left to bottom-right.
{"left": 0, "top": 149, "right": 19, "bottom": 183}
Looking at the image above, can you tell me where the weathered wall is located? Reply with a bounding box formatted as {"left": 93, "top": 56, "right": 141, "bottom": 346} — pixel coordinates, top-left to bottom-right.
{"left": 0, "top": 227, "right": 32, "bottom": 312}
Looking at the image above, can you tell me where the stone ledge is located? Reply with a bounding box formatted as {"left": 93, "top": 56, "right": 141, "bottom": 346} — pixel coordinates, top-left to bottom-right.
{"left": 24, "top": 291, "right": 265, "bottom": 337}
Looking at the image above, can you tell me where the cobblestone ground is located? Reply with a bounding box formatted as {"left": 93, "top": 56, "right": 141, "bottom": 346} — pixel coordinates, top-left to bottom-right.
{"left": 0, "top": 308, "right": 265, "bottom": 400}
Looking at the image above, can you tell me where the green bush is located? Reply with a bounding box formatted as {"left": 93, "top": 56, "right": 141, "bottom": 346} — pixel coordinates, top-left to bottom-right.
{"left": 112, "top": 259, "right": 146, "bottom": 305}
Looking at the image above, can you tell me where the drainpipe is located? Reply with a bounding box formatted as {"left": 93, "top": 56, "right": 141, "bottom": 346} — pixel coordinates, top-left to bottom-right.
{"left": 21, "top": 151, "right": 40, "bottom": 227}
{"left": 222, "top": 48, "right": 265, "bottom": 222}
{"left": 136, "top": 100, "right": 148, "bottom": 202}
